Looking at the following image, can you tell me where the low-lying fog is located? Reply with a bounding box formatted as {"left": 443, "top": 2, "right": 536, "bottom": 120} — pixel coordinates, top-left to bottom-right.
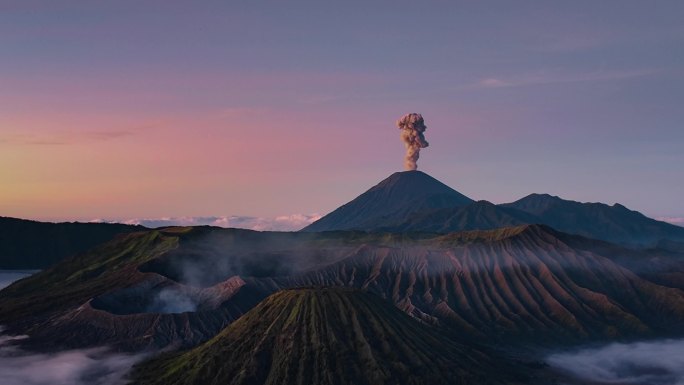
{"left": 1, "top": 272, "right": 146, "bottom": 384}
{"left": 548, "top": 339, "right": 684, "bottom": 385}
{"left": 0, "top": 270, "right": 39, "bottom": 290}
{"left": 4, "top": 268, "right": 684, "bottom": 385}
{"left": 0, "top": 330, "right": 145, "bottom": 385}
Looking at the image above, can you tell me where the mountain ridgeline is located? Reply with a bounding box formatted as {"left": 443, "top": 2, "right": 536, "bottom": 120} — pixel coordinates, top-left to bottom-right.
{"left": 0, "top": 217, "right": 144, "bottom": 269}
{"left": 304, "top": 171, "right": 684, "bottom": 248}
{"left": 2, "top": 171, "right": 684, "bottom": 385}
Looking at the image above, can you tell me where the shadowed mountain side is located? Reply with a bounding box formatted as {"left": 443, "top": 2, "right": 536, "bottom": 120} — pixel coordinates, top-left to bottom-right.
{"left": 0, "top": 230, "right": 178, "bottom": 328}
{"left": 0, "top": 227, "right": 393, "bottom": 349}
{"left": 655, "top": 239, "right": 684, "bottom": 253}
{"left": 131, "top": 288, "right": 530, "bottom": 385}
{"left": 4, "top": 226, "right": 684, "bottom": 351}
{"left": 365, "top": 195, "right": 684, "bottom": 249}
{"left": 271, "top": 225, "right": 684, "bottom": 343}
{"left": 0, "top": 229, "right": 205, "bottom": 350}
{"left": 303, "top": 172, "right": 684, "bottom": 249}
{"left": 302, "top": 171, "right": 473, "bottom": 232}
{"left": 380, "top": 200, "right": 539, "bottom": 233}
{"left": 0, "top": 216, "right": 145, "bottom": 269}
{"left": 501, "top": 194, "right": 684, "bottom": 247}
{"left": 542, "top": 230, "right": 684, "bottom": 291}
{"left": 25, "top": 283, "right": 270, "bottom": 351}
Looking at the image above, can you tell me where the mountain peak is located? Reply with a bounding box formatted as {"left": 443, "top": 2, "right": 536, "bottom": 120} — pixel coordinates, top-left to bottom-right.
{"left": 302, "top": 171, "right": 473, "bottom": 232}
{"left": 517, "top": 193, "right": 563, "bottom": 203}
{"left": 369, "top": 170, "right": 471, "bottom": 201}
{"left": 502, "top": 193, "right": 565, "bottom": 215}
{"left": 529, "top": 193, "right": 558, "bottom": 199}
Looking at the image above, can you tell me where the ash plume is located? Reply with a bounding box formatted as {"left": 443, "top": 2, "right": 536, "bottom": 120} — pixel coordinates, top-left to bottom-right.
{"left": 396, "top": 113, "right": 429, "bottom": 171}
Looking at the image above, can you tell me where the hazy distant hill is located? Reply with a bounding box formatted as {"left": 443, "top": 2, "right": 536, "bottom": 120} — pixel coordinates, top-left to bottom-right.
{"left": 132, "top": 288, "right": 529, "bottom": 385}
{"left": 500, "top": 193, "right": 684, "bottom": 247}
{"left": 0, "top": 216, "right": 144, "bottom": 269}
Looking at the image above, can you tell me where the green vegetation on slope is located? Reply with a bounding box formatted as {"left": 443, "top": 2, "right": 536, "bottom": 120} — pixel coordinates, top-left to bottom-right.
{"left": 132, "top": 288, "right": 527, "bottom": 385}
{"left": 0, "top": 216, "right": 144, "bottom": 269}
{"left": 3, "top": 225, "right": 684, "bottom": 352}
{"left": 0, "top": 230, "right": 178, "bottom": 325}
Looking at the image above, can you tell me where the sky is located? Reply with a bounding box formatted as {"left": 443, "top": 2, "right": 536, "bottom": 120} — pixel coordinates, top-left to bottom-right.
{"left": 1, "top": 0, "right": 683, "bottom": 224}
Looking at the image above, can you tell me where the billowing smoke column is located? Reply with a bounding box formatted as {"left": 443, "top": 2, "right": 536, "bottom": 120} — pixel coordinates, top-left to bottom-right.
{"left": 396, "top": 113, "right": 429, "bottom": 171}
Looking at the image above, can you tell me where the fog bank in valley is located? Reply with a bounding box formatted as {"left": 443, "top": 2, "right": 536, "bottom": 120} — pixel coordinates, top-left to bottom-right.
{"left": 548, "top": 339, "right": 684, "bottom": 385}
{"left": 0, "top": 328, "right": 145, "bottom": 385}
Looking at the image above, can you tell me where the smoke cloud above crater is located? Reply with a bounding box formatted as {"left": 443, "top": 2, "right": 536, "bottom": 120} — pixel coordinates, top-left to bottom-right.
{"left": 548, "top": 339, "right": 684, "bottom": 385}
{"left": 147, "top": 287, "right": 198, "bottom": 314}
{"left": 397, "top": 113, "right": 429, "bottom": 171}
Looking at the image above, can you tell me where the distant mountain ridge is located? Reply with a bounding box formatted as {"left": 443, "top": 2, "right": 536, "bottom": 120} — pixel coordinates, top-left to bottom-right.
{"left": 501, "top": 193, "right": 684, "bottom": 246}
{"left": 0, "top": 216, "right": 145, "bottom": 269}
{"left": 304, "top": 172, "right": 684, "bottom": 248}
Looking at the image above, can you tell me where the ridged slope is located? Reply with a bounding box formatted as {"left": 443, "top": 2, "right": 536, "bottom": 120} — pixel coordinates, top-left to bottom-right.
{"left": 132, "top": 288, "right": 526, "bottom": 385}
{"left": 5, "top": 226, "right": 684, "bottom": 351}
{"left": 276, "top": 225, "right": 684, "bottom": 342}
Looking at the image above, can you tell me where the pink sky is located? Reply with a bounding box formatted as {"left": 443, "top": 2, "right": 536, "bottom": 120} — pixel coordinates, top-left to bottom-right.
{"left": 1, "top": 1, "right": 683, "bottom": 222}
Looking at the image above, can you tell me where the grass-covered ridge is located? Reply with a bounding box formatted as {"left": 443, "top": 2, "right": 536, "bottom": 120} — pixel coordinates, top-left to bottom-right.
{"left": 131, "top": 288, "right": 528, "bottom": 385}
{"left": 0, "top": 230, "right": 178, "bottom": 325}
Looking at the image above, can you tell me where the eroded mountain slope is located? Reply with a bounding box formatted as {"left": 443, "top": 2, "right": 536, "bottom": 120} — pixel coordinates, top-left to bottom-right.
{"left": 3, "top": 225, "right": 684, "bottom": 351}
{"left": 131, "top": 288, "right": 529, "bottom": 385}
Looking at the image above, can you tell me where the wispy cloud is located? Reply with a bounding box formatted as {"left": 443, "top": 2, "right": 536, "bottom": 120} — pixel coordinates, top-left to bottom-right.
{"left": 0, "top": 130, "right": 136, "bottom": 146}
{"left": 548, "top": 339, "right": 684, "bottom": 385}
{"left": 91, "top": 213, "right": 322, "bottom": 232}
{"left": 658, "top": 217, "right": 684, "bottom": 226}
{"left": 475, "top": 68, "right": 659, "bottom": 89}
{"left": 534, "top": 35, "right": 608, "bottom": 53}
{"left": 80, "top": 131, "right": 136, "bottom": 141}
{"left": 0, "top": 119, "right": 165, "bottom": 146}
{"left": 0, "top": 328, "right": 145, "bottom": 385}
{"left": 213, "top": 107, "right": 266, "bottom": 119}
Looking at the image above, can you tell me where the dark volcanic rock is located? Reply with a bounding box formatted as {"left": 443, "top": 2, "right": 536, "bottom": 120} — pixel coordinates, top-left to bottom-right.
{"left": 302, "top": 171, "right": 474, "bottom": 232}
